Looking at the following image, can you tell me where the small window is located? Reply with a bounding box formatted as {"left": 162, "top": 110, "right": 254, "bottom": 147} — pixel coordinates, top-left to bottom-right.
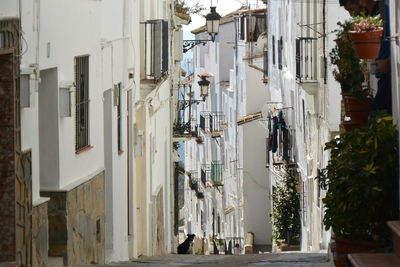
{"left": 75, "top": 55, "right": 90, "bottom": 151}
{"left": 278, "top": 36, "right": 283, "bottom": 70}
{"left": 115, "top": 83, "right": 123, "bottom": 153}
{"left": 272, "top": 35, "right": 275, "bottom": 65}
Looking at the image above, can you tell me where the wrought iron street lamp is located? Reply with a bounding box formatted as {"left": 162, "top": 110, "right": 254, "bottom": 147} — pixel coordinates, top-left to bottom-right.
{"left": 183, "top": 6, "right": 221, "bottom": 53}
{"left": 205, "top": 7, "right": 221, "bottom": 41}
{"left": 198, "top": 76, "right": 210, "bottom": 100}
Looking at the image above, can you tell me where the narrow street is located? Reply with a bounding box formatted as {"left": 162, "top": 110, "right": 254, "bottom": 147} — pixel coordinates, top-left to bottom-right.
{"left": 79, "top": 252, "right": 333, "bottom": 267}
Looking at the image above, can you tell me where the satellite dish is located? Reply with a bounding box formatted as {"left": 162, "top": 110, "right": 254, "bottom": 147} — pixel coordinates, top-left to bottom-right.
{"left": 256, "top": 32, "right": 267, "bottom": 52}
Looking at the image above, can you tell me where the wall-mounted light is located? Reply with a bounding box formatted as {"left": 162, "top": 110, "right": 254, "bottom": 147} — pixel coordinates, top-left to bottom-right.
{"left": 205, "top": 7, "right": 221, "bottom": 41}
{"left": 183, "top": 6, "right": 221, "bottom": 53}
{"left": 198, "top": 77, "right": 210, "bottom": 100}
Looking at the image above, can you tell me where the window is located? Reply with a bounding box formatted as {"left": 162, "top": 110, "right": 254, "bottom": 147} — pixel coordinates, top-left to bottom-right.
{"left": 115, "top": 83, "right": 123, "bottom": 152}
{"left": 296, "top": 37, "right": 317, "bottom": 82}
{"left": 278, "top": 36, "right": 283, "bottom": 70}
{"left": 143, "top": 20, "right": 169, "bottom": 81}
{"left": 272, "top": 35, "right": 275, "bottom": 65}
{"left": 75, "top": 55, "right": 90, "bottom": 151}
{"left": 239, "top": 16, "right": 245, "bottom": 40}
{"left": 247, "top": 15, "right": 266, "bottom": 42}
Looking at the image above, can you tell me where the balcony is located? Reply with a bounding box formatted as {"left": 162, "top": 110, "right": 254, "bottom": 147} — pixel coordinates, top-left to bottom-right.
{"left": 201, "top": 164, "right": 210, "bottom": 186}
{"left": 188, "top": 173, "right": 198, "bottom": 191}
{"left": 211, "top": 161, "right": 223, "bottom": 187}
{"left": 199, "top": 112, "right": 226, "bottom": 138}
{"left": 173, "top": 100, "right": 200, "bottom": 140}
{"left": 296, "top": 37, "right": 318, "bottom": 95}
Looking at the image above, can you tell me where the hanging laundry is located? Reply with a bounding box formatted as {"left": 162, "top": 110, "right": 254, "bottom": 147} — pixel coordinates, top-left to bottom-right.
{"left": 271, "top": 116, "right": 278, "bottom": 153}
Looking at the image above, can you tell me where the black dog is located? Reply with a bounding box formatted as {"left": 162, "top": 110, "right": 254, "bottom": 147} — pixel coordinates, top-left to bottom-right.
{"left": 177, "top": 234, "right": 195, "bottom": 254}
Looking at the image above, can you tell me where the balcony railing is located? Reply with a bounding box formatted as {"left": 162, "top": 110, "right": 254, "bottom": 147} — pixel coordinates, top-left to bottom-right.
{"left": 209, "top": 112, "right": 226, "bottom": 137}
{"left": 201, "top": 164, "right": 210, "bottom": 186}
{"left": 211, "top": 161, "right": 223, "bottom": 187}
{"left": 296, "top": 37, "right": 317, "bottom": 83}
{"left": 173, "top": 100, "right": 199, "bottom": 138}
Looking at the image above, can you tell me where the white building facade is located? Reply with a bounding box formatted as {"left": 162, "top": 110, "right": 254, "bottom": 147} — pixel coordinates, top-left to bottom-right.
{"left": 266, "top": 0, "right": 346, "bottom": 251}
{"left": 0, "top": 0, "right": 183, "bottom": 265}
{"left": 180, "top": 6, "right": 272, "bottom": 254}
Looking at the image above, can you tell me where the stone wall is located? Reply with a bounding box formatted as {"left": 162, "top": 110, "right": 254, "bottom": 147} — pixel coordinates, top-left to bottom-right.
{"left": 42, "top": 171, "right": 105, "bottom": 266}
{"left": 0, "top": 52, "right": 16, "bottom": 263}
{"left": 32, "top": 202, "right": 49, "bottom": 267}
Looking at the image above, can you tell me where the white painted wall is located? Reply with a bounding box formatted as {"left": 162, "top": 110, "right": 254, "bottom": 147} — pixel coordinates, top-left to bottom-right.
{"left": 3, "top": 0, "right": 140, "bottom": 262}
{"left": 266, "top": 0, "right": 344, "bottom": 251}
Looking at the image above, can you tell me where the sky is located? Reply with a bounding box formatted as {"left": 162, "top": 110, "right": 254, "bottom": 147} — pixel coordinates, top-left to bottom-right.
{"left": 182, "top": 0, "right": 264, "bottom": 32}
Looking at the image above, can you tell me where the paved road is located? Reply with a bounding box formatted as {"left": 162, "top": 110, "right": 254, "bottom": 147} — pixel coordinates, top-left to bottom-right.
{"left": 79, "top": 251, "right": 335, "bottom": 267}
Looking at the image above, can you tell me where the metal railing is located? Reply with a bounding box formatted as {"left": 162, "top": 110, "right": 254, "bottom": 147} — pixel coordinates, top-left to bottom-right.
{"left": 210, "top": 112, "right": 226, "bottom": 137}
{"left": 296, "top": 37, "right": 317, "bottom": 83}
{"left": 201, "top": 164, "right": 210, "bottom": 186}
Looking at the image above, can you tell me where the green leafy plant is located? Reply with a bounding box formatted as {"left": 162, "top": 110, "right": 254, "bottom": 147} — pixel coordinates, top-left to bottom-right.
{"left": 175, "top": 0, "right": 205, "bottom": 16}
{"left": 271, "top": 167, "right": 301, "bottom": 246}
{"left": 316, "top": 112, "right": 398, "bottom": 244}
{"left": 351, "top": 12, "right": 383, "bottom": 32}
{"left": 330, "top": 21, "right": 365, "bottom": 95}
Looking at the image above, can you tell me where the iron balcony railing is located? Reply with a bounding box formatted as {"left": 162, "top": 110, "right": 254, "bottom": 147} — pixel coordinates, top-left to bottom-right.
{"left": 211, "top": 161, "right": 223, "bottom": 186}
{"left": 209, "top": 112, "right": 226, "bottom": 137}
{"left": 199, "top": 112, "right": 226, "bottom": 137}
{"left": 173, "top": 100, "right": 199, "bottom": 137}
{"left": 296, "top": 37, "right": 317, "bottom": 83}
{"left": 201, "top": 164, "right": 210, "bottom": 186}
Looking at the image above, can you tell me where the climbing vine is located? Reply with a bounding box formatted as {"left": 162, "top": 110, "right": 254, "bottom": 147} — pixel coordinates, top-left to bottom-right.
{"left": 271, "top": 167, "right": 301, "bottom": 246}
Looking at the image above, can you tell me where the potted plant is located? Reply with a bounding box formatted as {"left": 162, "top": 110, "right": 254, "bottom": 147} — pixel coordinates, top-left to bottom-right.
{"left": 271, "top": 167, "right": 301, "bottom": 251}
{"left": 175, "top": 0, "right": 205, "bottom": 24}
{"left": 330, "top": 21, "right": 365, "bottom": 95}
{"left": 189, "top": 178, "right": 198, "bottom": 191}
{"left": 330, "top": 21, "right": 373, "bottom": 127}
{"left": 316, "top": 113, "right": 398, "bottom": 267}
{"left": 348, "top": 12, "right": 384, "bottom": 59}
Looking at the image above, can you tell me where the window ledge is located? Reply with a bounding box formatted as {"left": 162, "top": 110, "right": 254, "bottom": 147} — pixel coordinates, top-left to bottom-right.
{"left": 75, "top": 145, "right": 93, "bottom": 155}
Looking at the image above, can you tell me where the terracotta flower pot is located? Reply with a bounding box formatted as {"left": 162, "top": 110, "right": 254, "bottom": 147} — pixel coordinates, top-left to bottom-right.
{"left": 341, "top": 121, "right": 359, "bottom": 132}
{"left": 333, "top": 236, "right": 378, "bottom": 267}
{"left": 348, "top": 29, "right": 383, "bottom": 59}
{"left": 343, "top": 96, "right": 373, "bottom": 126}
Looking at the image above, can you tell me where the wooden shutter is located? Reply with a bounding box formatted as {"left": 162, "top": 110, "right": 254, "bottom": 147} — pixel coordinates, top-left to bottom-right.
{"left": 162, "top": 20, "right": 169, "bottom": 75}
{"left": 153, "top": 21, "right": 162, "bottom": 81}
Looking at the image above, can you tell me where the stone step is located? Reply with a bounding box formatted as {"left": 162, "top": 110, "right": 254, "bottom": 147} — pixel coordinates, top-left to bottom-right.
{"left": 48, "top": 257, "right": 64, "bottom": 267}
{"left": 348, "top": 253, "right": 400, "bottom": 267}
{"left": 387, "top": 221, "right": 400, "bottom": 258}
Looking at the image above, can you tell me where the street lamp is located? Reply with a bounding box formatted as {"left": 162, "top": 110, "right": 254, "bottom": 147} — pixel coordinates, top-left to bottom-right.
{"left": 183, "top": 6, "right": 221, "bottom": 53}
{"left": 198, "top": 76, "right": 211, "bottom": 100}
{"left": 205, "top": 7, "right": 221, "bottom": 41}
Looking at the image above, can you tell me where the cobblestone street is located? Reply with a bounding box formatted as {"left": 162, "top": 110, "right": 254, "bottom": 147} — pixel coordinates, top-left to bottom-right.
{"left": 79, "top": 252, "right": 334, "bottom": 267}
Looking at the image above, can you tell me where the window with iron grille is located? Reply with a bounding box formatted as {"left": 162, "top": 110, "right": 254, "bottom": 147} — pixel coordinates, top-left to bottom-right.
{"left": 115, "top": 83, "right": 123, "bottom": 152}
{"left": 143, "top": 20, "right": 169, "bottom": 81}
{"left": 75, "top": 55, "right": 90, "bottom": 151}
{"left": 278, "top": 36, "right": 283, "bottom": 70}
{"left": 263, "top": 43, "right": 268, "bottom": 81}
{"left": 272, "top": 35, "right": 275, "bottom": 65}
{"left": 296, "top": 37, "right": 318, "bottom": 83}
